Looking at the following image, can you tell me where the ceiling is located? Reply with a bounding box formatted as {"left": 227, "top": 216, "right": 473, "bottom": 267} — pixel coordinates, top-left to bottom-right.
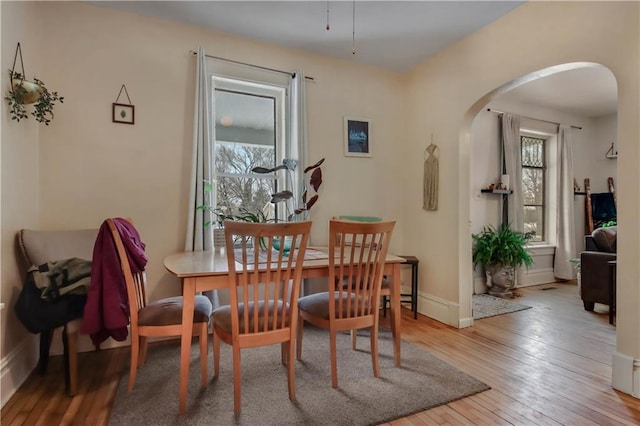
{"left": 94, "top": 1, "right": 618, "bottom": 118}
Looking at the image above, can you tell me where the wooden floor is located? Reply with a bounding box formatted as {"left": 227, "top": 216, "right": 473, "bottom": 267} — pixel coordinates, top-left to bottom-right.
{"left": 3, "top": 282, "right": 639, "bottom": 425}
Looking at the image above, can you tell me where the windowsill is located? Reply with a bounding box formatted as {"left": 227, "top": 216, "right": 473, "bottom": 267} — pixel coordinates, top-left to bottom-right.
{"left": 526, "top": 244, "right": 555, "bottom": 256}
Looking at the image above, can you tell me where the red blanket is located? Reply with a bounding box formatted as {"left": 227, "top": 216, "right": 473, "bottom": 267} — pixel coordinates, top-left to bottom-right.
{"left": 81, "top": 218, "right": 148, "bottom": 345}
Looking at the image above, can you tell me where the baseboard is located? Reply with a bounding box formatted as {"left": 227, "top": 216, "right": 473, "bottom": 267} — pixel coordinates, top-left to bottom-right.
{"left": 1, "top": 334, "right": 38, "bottom": 408}
{"left": 612, "top": 351, "right": 640, "bottom": 398}
{"left": 518, "top": 268, "right": 555, "bottom": 287}
{"left": 416, "top": 291, "right": 460, "bottom": 328}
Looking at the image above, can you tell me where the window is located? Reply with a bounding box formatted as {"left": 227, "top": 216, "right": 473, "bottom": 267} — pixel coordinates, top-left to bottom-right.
{"left": 521, "top": 135, "right": 546, "bottom": 242}
{"left": 212, "top": 76, "right": 287, "bottom": 221}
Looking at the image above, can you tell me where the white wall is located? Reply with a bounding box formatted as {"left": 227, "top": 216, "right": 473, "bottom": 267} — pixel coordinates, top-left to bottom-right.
{"left": 1, "top": 1, "right": 42, "bottom": 406}
{"left": 404, "top": 1, "right": 638, "bottom": 396}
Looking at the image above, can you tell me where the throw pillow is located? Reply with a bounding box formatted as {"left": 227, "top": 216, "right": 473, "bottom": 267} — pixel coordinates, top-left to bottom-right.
{"left": 592, "top": 226, "right": 617, "bottom": 253}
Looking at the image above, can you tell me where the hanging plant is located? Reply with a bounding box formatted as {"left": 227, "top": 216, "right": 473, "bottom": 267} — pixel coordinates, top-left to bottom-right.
{"left": 4, "top": 43, "right": 63, "bottom": 125}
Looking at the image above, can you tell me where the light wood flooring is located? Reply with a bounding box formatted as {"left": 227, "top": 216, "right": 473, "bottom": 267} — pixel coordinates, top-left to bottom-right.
{"left": 3, "top": 282, "right": 639, "bottom": 425}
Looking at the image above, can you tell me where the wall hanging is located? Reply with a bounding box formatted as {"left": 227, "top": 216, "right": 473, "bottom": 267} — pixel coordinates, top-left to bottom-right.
{"left": 423, "top": 137, "right": 439, "bottom": 211}
{"left": 112, "top": 84, "right": 135, "bottom": 124}
{"left": 4, "top": 43, "right": 64, "bottom": 125}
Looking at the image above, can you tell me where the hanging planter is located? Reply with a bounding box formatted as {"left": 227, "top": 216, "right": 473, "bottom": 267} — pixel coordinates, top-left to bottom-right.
{"left": 4, "top": 43, "right": 63, "bottom": 125}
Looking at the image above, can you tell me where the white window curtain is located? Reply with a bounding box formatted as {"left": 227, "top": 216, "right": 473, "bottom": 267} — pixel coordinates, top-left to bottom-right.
{"left": 501, "top": 113, "right": 523, "bottom": 231}
{"left": 185, "top": 46, "right": 214, "bottom": 251}
{"left": 554, "top": 125, "right": 576, "bottom": 279}
{"left": 287, "top": 70, "right": 308, "bottom": 217}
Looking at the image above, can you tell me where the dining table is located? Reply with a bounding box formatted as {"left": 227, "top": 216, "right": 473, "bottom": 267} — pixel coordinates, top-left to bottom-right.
{"left": 164, "top": 246, "right": 406, "bottom": 414}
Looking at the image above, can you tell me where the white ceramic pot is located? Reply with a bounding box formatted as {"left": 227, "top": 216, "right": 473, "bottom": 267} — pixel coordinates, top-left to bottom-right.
{"left": 11, "top": 79, "right": 43, "bottom": 104}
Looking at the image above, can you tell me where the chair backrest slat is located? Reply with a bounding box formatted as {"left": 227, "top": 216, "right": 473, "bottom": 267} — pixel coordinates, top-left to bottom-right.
{"left": 224, "top": 221, "right": 311, "bottom": 338}
{"left": 329, "top": 219, "right": 395, "bottom": 321}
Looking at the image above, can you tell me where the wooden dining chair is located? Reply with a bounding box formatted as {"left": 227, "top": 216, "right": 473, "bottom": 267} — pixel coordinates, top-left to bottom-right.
{"left": 105, "top": 218, "right": 212, "bottom": 393}
{"left": 296, "top": 219, "right": 395, "bottom": 388}
{"left": 213, "top": 220, "right": 311, "bottom": 413}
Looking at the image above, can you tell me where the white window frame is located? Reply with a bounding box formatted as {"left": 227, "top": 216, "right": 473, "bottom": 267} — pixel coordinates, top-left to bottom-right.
{"left": 211, "top": 75, "right": 289, "bottom": 222}
{"left": 520, "top": 129, "right": 557, "bottom": 246}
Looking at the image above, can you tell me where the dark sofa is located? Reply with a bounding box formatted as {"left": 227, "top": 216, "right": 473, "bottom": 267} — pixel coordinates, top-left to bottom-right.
{"left": 580, "top": 226, "right": 616, "bottom": 311}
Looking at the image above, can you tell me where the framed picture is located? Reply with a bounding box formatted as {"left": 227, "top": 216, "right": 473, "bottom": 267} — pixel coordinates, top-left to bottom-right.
{"left": 344, "top": 117, "right": 371, "bottom": 157}
{"left": 112, "top": 103, "right": 135, "bottom": 125}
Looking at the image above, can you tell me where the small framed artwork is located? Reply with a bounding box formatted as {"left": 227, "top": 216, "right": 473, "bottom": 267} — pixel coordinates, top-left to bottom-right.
{"left": 112, "top": 103, "right": 135, "bottom": 125}
{"left": 344, "top": 116, "right": 372, "bottom": 157}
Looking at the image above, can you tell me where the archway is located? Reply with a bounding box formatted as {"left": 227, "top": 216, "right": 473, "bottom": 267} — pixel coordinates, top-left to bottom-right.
{"left": 458, "top": 62, "right": 618, "bottom": 326}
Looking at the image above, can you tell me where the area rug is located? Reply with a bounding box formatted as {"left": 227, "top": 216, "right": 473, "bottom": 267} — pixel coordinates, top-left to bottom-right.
{"left": 109, "top": 326, "right": 489, "bottom": 425}
{"left": 473, "top": 293, "right": 532, "bottom": 320}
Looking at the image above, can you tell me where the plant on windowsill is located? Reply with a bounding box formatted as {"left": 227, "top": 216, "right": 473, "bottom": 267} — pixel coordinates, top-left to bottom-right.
{"left": 472, "top": 224, "right": 533, "bottom": 298}
{"left": 252, "top": 157, "right": 325, "bottom": 222}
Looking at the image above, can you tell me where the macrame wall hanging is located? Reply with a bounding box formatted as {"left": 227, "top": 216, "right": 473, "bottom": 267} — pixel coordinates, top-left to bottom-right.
{"left": 423, "top": 136, "right": 439, "bottom": 211}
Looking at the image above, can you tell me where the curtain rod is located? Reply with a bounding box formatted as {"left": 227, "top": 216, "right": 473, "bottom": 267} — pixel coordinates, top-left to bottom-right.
{"left": 486, "top": 108, "right": 582, "bottom": 130}
{"left": 190, "top": 50, "right": 314, "bottom": 81}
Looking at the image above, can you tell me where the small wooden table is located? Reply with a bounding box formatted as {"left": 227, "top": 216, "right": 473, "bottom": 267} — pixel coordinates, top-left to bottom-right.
{"left": 164, "top": 247, "right": 405, "bottom": 414}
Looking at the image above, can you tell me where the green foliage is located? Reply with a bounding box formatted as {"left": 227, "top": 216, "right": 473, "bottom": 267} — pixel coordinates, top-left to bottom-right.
{"left": 5, "top": 70, "right": 63, "bottom": 125}
{"left": 569, "top": 258, "right": 581, "bottom": 273}
{"left": 472, "top": 224, "right": 533, "bottom": 269}
{"left": 252, "top": 158, "right": 324, "bottom": 221}
{"left": 601, "top": 220, "right": 617, "bottom": 228}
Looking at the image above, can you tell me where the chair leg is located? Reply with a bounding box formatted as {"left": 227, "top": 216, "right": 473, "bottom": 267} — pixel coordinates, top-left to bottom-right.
{"left": 66, "top": 329, "right": 79, "bottom": 396}
{"left": 287, "top": 337, "right": 296, "bottom": 401}
{"left": 281, "top": 342, "right": 287, "bottom": 366}
{"left": 199, "top": 322, "right": 208, "bottom": 387}
{"left": 232, "top": 345, "right": 242, "bottom": 413}
{"left": 128, "top": 332, "right": 140, "bottom": 392}
{"left": 330, "top": 330, "right": 338, "bottom": 388}
{"left": 370, "top": 323, "right": 380, "bottom": 378}
{"left": 213, "top": 331, "right": 220, "bottom": 378}
{"left": 139, "top": 336, "right": 148, "bottom": 366}
{"left": 38, "top": 329, "right": 54, "bottom": 375}
{"left": 296, "top": 319, "right": 304, "bottom": 361}
{"left": 351, "top": 330, "right": 357, "bottom": 350}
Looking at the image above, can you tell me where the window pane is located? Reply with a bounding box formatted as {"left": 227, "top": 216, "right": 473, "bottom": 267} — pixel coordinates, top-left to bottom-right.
{"left": 522, "top": 168, "right": 544, "bottom": 205}
{"left": 215, "top": 144, "right": 275, "bottom": 175}
{"left": 523, "top": 206, "right": 543, "bottom": 242}
{"left": 215, "top": 90, "right": 275, "bottom": 147}
{"left": 216, "top": 176, "right": 275, "bottom": 219}
{"left": 522, "top": 136, "right": 544, "bottom": 167}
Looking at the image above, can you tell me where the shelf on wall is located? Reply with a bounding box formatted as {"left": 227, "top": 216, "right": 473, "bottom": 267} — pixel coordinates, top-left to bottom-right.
{"left": 481, "top": 189, "right": 512, "bottom": 194}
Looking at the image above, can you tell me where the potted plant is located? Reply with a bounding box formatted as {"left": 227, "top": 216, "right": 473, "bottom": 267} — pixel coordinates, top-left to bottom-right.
{"left": 472, "top": 224, "right": 533, "bottom": 297}
{"left": 5, "top": 70, "right": 64, "bottom": 125}
{"left": 252, "top": 157, "right": 324, "bottom": 222}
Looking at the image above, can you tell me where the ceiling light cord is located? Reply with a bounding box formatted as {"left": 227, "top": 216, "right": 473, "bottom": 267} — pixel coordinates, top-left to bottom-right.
{"left": 326, "top": 0, "right": 330, "bottom": 30}
{"left": 352, "top": 0, "right": 356, "bottom": 55}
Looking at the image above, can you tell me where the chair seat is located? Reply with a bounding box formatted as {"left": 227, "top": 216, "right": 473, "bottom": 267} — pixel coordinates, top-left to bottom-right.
{"left": 298, "top": 292, "right": 367, "bottom": 319}
{"left": 138, "top": 295, "right": 212, "bottom": 327}
{"left": 213, "top": 301, "right": 288, "bottom": 334}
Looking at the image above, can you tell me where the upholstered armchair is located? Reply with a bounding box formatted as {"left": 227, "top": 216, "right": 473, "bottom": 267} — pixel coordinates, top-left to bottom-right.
{"left": 580, "top": 226, "right": 617, "bottom": 311}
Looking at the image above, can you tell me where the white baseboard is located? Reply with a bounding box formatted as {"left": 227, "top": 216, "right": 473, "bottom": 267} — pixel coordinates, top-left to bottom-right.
{"left": 518, "top": 268, "right": 556, "bottom": 287}
{"left": 416, "top": 291, "right": 460, "bottom": 328}
{"left": 612, "top": 351, "right": 640, "bottom": 398}
{"left": 1, "top": 334, "right": 38, "bottom": 408}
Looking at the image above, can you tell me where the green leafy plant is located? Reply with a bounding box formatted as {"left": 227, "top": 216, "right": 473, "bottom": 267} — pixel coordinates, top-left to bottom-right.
{"left": 252, "top": 158, "right": 324, "bottom": 221}
{"left": 569, "top": 258, "right": 581, "bottom": 273}
{"left": 472, "top": 224, "right": 533, "bottom": 269}
{"left": 5, "top": 70, "right": 63, "bottom": 125}
{"left": 601, "top": 220, "right": 617, "bottom": 228}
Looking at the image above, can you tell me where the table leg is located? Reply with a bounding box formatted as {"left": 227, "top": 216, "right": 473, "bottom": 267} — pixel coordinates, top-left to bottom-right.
{"left": 179, "top": 277, "right": 196, "bottom": 414}
{"left": 391, "top": 263, "right": 402, "bottom": 366}
{"left": 412, "top": 263, "right": 418, "bottom": 319}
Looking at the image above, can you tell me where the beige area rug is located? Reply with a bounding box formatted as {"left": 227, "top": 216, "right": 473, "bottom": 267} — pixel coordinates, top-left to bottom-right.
{"left": 109, "top": 326, "right": 489, "bottom": 425}
{"left": 473, "top": 293, "right": 532, "bottom": 320}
